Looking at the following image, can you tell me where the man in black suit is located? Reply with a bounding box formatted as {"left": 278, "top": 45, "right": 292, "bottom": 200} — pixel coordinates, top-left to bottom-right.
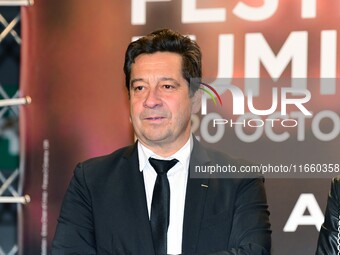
{"left": 316, "top": 177, "right": 340, "bottom": 254}
{"left": 51, "top": 28, "right": 271, "bottom": 255}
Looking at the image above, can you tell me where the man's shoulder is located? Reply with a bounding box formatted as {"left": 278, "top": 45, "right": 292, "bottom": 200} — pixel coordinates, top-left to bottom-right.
{"left": 76, "top": 143, "right": 137, "bottom": 176}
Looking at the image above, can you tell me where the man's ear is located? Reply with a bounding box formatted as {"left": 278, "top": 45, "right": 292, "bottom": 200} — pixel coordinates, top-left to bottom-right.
{"left": 191, "top": 89, "right": 202, "bottom": 114}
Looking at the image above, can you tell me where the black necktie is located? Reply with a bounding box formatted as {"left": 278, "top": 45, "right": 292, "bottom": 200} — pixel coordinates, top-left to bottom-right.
{"left": 148, "top": 157, "right": 179, "bottom": 255}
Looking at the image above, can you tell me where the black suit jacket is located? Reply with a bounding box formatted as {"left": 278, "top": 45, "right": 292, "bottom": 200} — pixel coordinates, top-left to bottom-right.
{"left": 316, "top": 177, "right": 340, "bottom": 255}
{"left": 51, "top": 138, "right": 271, "bottom": 255}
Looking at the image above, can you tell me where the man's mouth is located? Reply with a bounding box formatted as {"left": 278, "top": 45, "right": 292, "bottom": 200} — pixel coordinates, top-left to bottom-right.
{"left": 145, "top": 116, "right": 165, "bottom": 120}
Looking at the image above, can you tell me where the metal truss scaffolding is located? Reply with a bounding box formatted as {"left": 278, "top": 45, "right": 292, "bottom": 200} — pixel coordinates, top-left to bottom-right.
{"left": 0, "top": 1, "right": 33, "bottom": 254}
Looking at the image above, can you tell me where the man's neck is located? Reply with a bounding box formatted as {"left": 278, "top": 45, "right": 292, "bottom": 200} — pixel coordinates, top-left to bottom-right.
{"left": 138, "top": 135, "right": 191, "bottom": 158}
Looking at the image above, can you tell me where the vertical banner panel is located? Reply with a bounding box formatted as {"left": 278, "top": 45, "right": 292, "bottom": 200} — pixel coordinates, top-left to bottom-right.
{"left": 20, "top": 1, "right": 133, "bottom": 254}
{"left": 20, "top": 0, "right": 339, "bottom": 254}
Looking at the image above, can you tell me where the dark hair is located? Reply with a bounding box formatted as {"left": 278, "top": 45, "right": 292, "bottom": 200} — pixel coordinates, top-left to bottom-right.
{"left": 123, "top": 28, "right": 202, "bottom": 94}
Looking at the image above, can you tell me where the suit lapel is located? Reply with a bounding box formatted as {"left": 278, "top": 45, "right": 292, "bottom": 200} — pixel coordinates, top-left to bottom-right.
{"left": 182, "top": 137, "right": 210, "bottom": 254}
{"left": 122, "top": 143, "right": 155, "bottom": 255}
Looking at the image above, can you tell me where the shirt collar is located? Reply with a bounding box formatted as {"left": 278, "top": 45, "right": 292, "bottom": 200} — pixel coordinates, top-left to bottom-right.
{"left": 138, "top": 135, "right": 192, "bottom": 172}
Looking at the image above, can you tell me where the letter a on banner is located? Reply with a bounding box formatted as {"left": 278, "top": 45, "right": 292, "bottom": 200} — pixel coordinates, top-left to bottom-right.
{"left": 283, "top": 193, "right": 324, "bottom": 232}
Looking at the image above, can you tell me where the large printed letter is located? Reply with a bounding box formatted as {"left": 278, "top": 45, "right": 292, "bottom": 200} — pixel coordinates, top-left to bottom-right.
{"left": 283, "top": 194, "right": 324, "bottom": 232}
{"left": 182, "top": 0, "right": 226, "bottom": 23}
{"left": 301, "top": 0, "right": 317, "bottom": 18}
{"left": 233, "top": 0, "right": 278, "bottom": 21}
{"left": 245, "top": 32, "right": 308, "bottom": 96}
{"left": 320, "top": 30, "right": 337, "bottom": 94}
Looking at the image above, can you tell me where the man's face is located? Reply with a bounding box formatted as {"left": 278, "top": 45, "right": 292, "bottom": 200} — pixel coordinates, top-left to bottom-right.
{"left": 129, "top": 52, "right": 199, "bottom": 156}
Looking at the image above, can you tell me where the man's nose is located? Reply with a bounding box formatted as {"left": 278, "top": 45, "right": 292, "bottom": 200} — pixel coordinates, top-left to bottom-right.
{"left": 143, "top": 88, "right": 162, "bottom": 108}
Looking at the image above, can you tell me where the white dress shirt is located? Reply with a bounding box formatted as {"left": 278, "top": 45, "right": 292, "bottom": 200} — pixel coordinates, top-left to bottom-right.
{"left": 137, "top": 137, "right": 192, "bottom": 255}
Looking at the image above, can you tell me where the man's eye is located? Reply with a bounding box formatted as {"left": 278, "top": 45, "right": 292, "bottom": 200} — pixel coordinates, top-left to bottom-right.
{"left": 163, "top": 85, "right": 174, "bottom": 89}
{"left": 134, "top": 86, "right": 144, "bottom": 91}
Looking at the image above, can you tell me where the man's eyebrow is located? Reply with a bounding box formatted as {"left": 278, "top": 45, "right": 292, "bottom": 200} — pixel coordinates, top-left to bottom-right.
{"left": 130, "top": 78, "right": 144, "bottom": 88}
{"left": 130, "top": 78, "right": 144, "bottom": 86}
{"left": 159, "top": 77, "right": 180, "bottom": 85}
{"left": 130, "top": 77, "right": 180, "bottom": 86}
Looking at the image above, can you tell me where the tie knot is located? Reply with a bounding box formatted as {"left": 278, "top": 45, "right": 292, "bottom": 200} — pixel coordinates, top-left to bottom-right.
{"left": 149, "top": 158, "right": 178, "bottom": 175}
